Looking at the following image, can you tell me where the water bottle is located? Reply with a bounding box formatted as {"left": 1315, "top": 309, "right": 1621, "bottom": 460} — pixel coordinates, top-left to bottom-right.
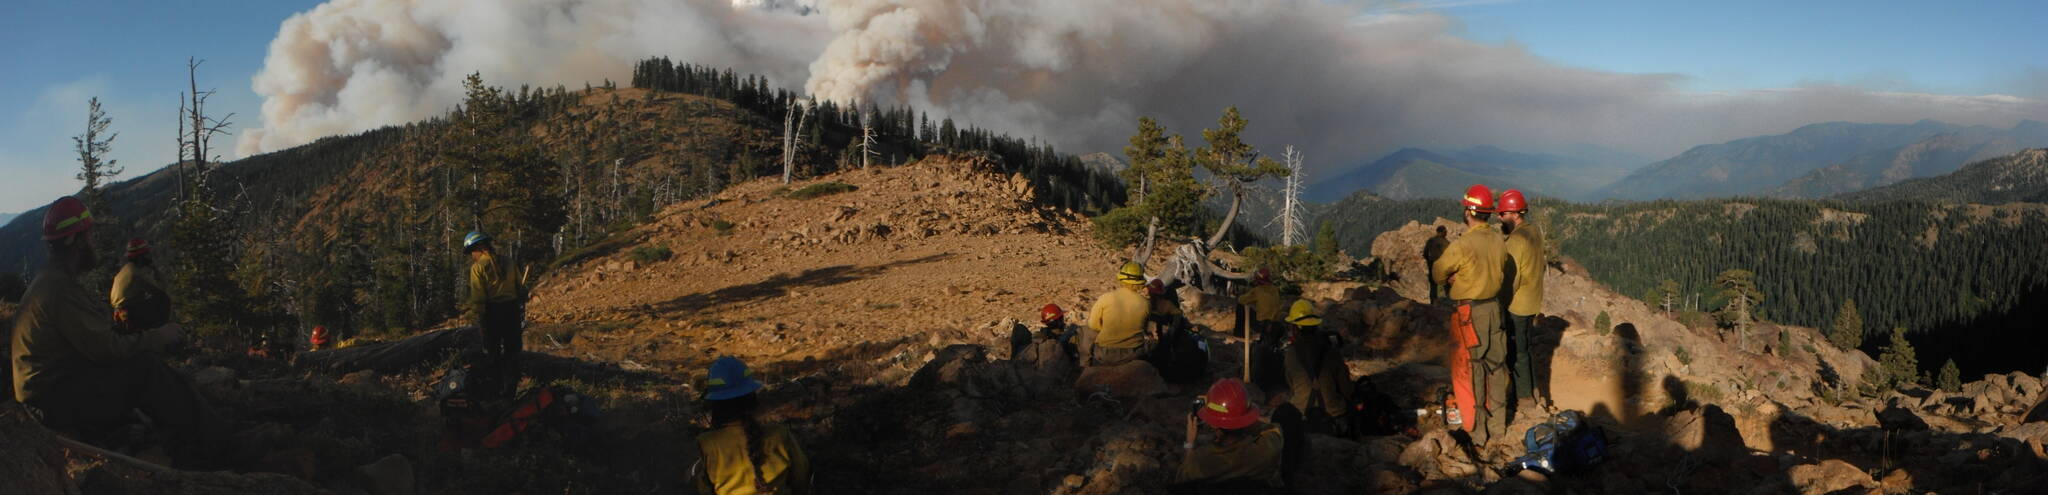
{"left": 1444, "top": 398, "right": 1464, "bottom": 427}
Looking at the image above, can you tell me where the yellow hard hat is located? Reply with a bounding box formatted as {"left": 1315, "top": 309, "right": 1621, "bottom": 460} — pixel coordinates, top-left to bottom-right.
{"left": 1287, "top": 299, "right": 1322, "bottom": 327}
{"left": 1117, "top": 261, "right": 1146, "bottom": 285}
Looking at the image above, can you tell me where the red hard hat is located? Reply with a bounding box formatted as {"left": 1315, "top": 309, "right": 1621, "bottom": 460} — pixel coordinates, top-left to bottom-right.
{"left": 1196, "top": 378, "right": 1261, "bottom": 430}
{"left": 1462, "top": 184, "right": 1495, "bottom": 212}
{"left": 126, "top": 238, "right": 151, "bottom": 259}
{"left": 42, "top": 196, "right": 93, "bottom": 240}
{"left": 309, "top": 326, "right": 330, "bottom": 347}
{"left": 1498, "top": 189, "right": 1528, "bottom": 213}
{"left": 1147, "top": 279, "right": 1165, "bottom": 296}
{"left": 1254, "top": 268, "right": 1272, "bottom": 285}
{"left": 1040, "top": 304, "right": 1064, "bottom": 324}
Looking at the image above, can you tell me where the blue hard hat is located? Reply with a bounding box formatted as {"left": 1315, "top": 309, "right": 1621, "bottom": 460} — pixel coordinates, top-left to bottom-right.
{"left": 463, "top": 231, "right": 491, "bottom": 251}
{"left": 704, "top": 356, "right": 763, "bottom": 401}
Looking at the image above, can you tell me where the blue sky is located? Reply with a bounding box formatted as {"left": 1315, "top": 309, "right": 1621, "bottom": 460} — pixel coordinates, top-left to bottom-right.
{"left": 2, "top": 0, "right": 2044, "bottom": 213}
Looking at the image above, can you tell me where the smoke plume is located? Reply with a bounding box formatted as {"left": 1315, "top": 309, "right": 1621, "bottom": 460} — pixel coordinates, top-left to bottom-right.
{"left": 240, "top": 0, "right": 2048, "bottom": 176}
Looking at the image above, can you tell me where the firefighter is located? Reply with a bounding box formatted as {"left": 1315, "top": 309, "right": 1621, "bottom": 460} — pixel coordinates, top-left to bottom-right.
{"left": 463, "top": 231, "right": 524, "bottom": 398}
{"left": 1082, "top": 261, "right": 1153, "bottom": 366}
{"left": 1432, "top": 184, "right": 1508, "bottom": 444}
{"left": 1423, "top": 226, "right": 1450, "bottom": 304}
{"left": 109, "top": 238, "right": 172, "bottom": 332}
{"left": 1173, "top": 378, "right": 1285, "bottom": 492}
{"left": 691, "top": 356, "right": 813, "bottom": 494}
{"left": 1496, "top": 189, "right": 1547, "bottom": 407}
{"left": 1282, "top": 300, "right": 1352, "bottom": 425}
{"left": 11, "top": 196, "right": 222, "bottom": 465}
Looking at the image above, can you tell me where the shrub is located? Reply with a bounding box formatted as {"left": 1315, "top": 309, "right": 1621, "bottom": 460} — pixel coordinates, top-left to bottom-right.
{"left": 1674, "top": 345, "right": 1693, "bottom": 366}
{"left": 1090, "top": 206, "right": 1149, "bottom": 248}
{"left": 1241, "top": 244, "right": 1336, "bottom": 285}
{"left": 1594, "top": 311, "right": 1612, "bottom": 336}
{"left": 629, "top": 245, "right": 673, "bottom": 264}
{"left": 712, "top": 219, "right": 736, "bottom": 235}
{"left": 1937, "top": 359, "right": 1962, "bottom": 392}
{"left": 786, "top": 181, "right": 858, "bottom": 200}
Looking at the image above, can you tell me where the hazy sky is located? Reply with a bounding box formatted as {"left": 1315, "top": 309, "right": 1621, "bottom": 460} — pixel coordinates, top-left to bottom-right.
{"left": 2, "top": 0, "right": 2043, "bottom": 213}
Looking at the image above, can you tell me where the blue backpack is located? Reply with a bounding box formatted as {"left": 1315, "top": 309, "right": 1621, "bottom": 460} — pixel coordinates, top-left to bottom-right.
{"left": 1511, "top": 410, "right": 1608, "bottom": 475}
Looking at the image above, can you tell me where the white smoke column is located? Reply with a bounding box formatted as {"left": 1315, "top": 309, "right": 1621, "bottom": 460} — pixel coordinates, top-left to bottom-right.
{"left": 238, "top": 0, "right": 830, "bottom": 156}
{"left": 242, "top": 0, "right": 2048, "bottom": 174}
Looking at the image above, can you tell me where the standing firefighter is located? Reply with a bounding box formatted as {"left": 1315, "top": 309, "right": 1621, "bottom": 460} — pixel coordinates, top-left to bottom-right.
{"left": 109, "top": 237, "right": 172, "bottom": 332}
{"left": 1236, "top": 269, "right": 1288, "bottom": 388}
{"left": 1431, "top": 185, "right": 1508, "bottom": 444}
{"left": 11, "top": 197, "right": 221, "bottom": 465}
{"left": 1423, "top": 226, "right": 1450, "bottom": 304}
{"left": 1083, "top": 261, "right": 1154, "bottom": 366}
{"left": 691, "top": 356, "right": 813, "bottom": 494}
{"left": 463, "top": 231, "right": 524, "bottom": 398}
{"left": 1496, "top": 189, "right": 1546, "bottom": 407}
{"left": 1282, "top": 300, "right": 1352, "bottom": 428}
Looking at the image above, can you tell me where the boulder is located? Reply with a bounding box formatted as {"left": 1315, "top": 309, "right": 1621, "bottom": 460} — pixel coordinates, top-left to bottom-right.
{"left": 357, "top": 454, "right": 417, "bottom": 495}
{"left": 1397, "top": 429, "right": 1479, "bottom": 481}
{"left": 1878, "top": 469, "right": 1913, "bottom": 495}
{"left": 1875, "top": 405, "right": 1929, "bottom": 431}
{"left": 192, "top": 366, "right": 239, "bottom": 394}
{"left": 1787, "top": 459, "right": 1875, "bottom": 495}
{"left": 910, "top": 344, "right": 989, "bottom": 389}
{"left": 1073, "top": 361, "right": 1168, "bottom": 400}
{"left": 0, "top": 404, "right": 68, "bottom": 495}
{"left": 1663, "top": 406, "right": 1747, "bottom": 460}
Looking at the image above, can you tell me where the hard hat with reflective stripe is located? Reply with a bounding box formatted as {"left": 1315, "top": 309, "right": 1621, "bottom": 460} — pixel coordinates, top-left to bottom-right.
{"left": 704, "top": 356, "right": 764, "bottom": 401}
{"left": 1196, "top": 378, "right": 1261, "bottom": 430}
{"left": 1040, "top": 304, "right": 1065, "bottom": 324}
{"left": 41, "top": 196, "right": 93, "bottom": 241}
{"left": 463, "top": 231, "right": 492, "bottom": 252}
{"left": 125, "top": 238, "right": 151, "bottom": 259}
{"left": 1462, "top": 184, "right": 1496, "bottom": 213}
{"left": 1287, "top": 299, "right": 1322, "bottom": 327}
{"left": 1117, "top": 261, "right": 1146, "bottom": 285}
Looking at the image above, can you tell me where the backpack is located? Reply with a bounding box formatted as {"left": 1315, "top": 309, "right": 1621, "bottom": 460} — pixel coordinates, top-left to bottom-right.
{"left": 1511, "top": 410, "right": 1608, "bottom": 475}
{"left": 1346, "top": 376, "right": 1411, "bottom": 437}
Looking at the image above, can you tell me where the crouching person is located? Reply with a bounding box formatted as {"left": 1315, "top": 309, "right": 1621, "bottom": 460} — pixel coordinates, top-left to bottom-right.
{"left": 11, "top": 196, "right": 222, "bottom": 466}
{"left": 1173, "top": 378, "right": 1287, "bottom": 494}
{"left": 692, "top": 356, "right": 813, "bottom": 495}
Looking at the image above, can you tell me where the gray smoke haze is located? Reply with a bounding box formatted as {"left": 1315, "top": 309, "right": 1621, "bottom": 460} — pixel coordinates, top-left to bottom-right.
{"left": 239, "top": 0, "right": 2048, "bottom": 176}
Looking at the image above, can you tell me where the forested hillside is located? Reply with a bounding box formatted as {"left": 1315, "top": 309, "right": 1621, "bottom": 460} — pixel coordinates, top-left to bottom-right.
{"left": 0, "top": 59, "right": 1123, "bottom": 344}
{"left": 1317, "top": 190, "right": 2048, "bottom": 377}
{"left": 1837, "top": 149, "right": 2048, "bottom": 204}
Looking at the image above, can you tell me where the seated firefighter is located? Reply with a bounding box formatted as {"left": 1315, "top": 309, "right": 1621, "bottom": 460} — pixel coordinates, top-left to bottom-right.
{"left": 110, "top": 237, "right": 173, "bottom": 332}
{"left": 10, "top": 197, "right": 222, "bottom": 464}
{"left": 1081, "top": 261, "right": 1154, "bottom": 367}
{"left": 1282, "top": 300, "right": 1354, "bottom": 431}
{"left": 1011, "top": 303, "right": 1078, "bottom": 366}
{"left": 691, "top": 356, "right": 813, "bottom": 495}
{"left": 1173, "top": 378, "right": 1288, "bottom": 494}
{"left": 1146, "top": 279, "right": 1209, "bottom": 384}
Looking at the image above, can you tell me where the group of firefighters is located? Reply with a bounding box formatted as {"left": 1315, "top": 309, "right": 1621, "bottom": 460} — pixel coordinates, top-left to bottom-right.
{"left": 10, "top": 180, "right": 1544, "bottom": 492}
{"left": 1027, "top": 182, "right": 1547, "bottom": 492}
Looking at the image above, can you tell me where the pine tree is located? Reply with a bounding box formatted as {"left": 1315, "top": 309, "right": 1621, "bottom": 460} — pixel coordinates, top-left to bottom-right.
{"left": 1876, "top": 327, "right": 1921, "bottom": 389}
{"left": 1195, "top": 106, "right": 1289, "bottom": 247}
{"left": 1657, "top": 279, "right": 1680, "bottom": 316}
{"left": 1936, "top": 358, "right": 1962, "bottom": 392}
{"left": 73, "top": 97, "right": 121, "bottom": 218}
{"left": 1828, "top": 299, "right": 1864, "bottom": 351}
{"left": 1715, "top": 269, "right": 1764, "bottom": 352}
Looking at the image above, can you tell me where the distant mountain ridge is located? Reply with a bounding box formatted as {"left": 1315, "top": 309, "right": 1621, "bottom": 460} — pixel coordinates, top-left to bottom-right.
{"left": 1305, "top": 145, "right": 1644, "bottom": 202}
{"left": 0, "top": 213, "right": 16, "bottom": 226}
{"left": 1598, "top": 119, "right": 2048, "bottom": 200}
{"left": 1836, "top": 149, "right": 2048, "bottom": 204}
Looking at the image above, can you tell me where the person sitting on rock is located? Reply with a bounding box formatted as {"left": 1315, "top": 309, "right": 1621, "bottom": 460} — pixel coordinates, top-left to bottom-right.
{"left": 1173, "top": 378, "right": 1287, "bottom": 494}
{"left": 691, "top": 356, "right": 813, "bottom": 495}
{"left": 1147, "top": 279, "right": 1210, "bottom": 384}
{"left": 1011, "top": 303, "right": 1077, "bottom": 366}
{"left": 11, "top": 196, "right": 223, "bottom": 466}
{"left": 1282, "top": 300, "right": 1354, "bottom": 432}
{"left": 1082, "top": 261, "right": 1153, "bottom": 367}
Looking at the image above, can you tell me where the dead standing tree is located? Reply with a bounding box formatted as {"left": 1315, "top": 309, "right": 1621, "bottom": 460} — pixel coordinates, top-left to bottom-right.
{"left": 781, "top": 97, "right": 813, "bottom": 183}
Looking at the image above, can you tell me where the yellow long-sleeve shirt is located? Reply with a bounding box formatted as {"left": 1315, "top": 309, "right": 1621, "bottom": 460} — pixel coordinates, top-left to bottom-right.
{"left": 1088, "top": 285, "right": 1151, "bottom": 349}
{"left": 13, "top": 264, "right": 178, "bottom": 403}
{"left": 1503, "top": 223, "right": 1546, "bottom": 316}
{"left": 110, "top": 261, "right": 172, "bottom": 330}
{"left": 1237, "top": 285, "right": 1285, "bottom": 322}
{"left": 464, "top": 252, "right": 521, "bottom": 321}
{"left": 1175, "top": 423, "right": 1285, "bottom": 486}
{"left": 1432, "top": 223, "right": 1506, "bottom": 301}
{"left": 694, "top": 422, "right": 812, "bottom": 495}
